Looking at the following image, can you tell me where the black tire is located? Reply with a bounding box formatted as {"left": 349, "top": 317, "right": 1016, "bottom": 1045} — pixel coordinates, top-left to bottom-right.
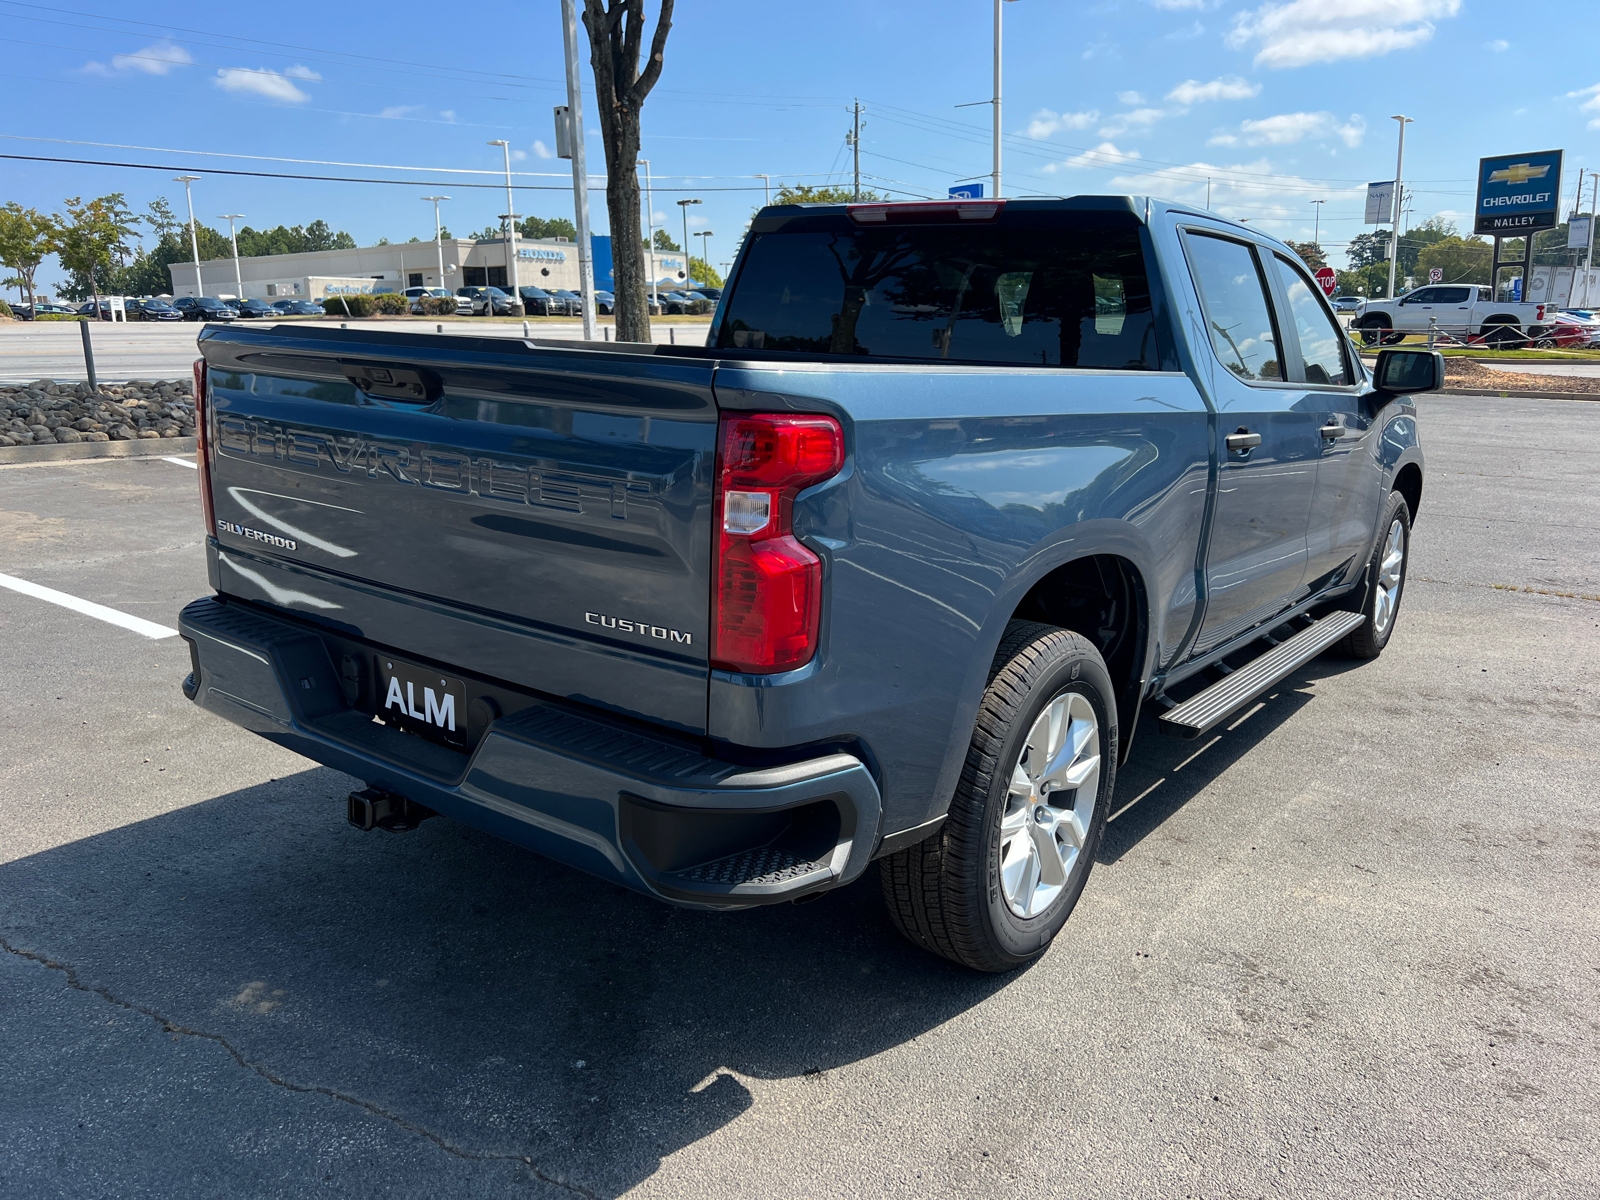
{"left": 1381, "top": 332, "right": 1407, "bottom": 346}
{"left": 879, "top": 621, "right": 1116, "bottom": 973}
{"left": 1334, "top": 490, "right": 1411, "bottom": 659}
{"left": 1481, "top": 320, "right": 1520, "bottom": 350}
{"left": 1358, "top": 317, "right": 1391, "bottom": 346}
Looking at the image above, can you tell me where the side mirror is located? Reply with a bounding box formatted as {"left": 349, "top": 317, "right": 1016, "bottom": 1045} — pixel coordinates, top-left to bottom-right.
{"left": 1374, "top": 348, "right": 1443, "bottom": 395}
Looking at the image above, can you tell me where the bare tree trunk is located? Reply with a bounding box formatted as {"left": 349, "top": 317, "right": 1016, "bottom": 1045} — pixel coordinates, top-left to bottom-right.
{"left": 581, "top": 0, "right": 674, "bottom": 346}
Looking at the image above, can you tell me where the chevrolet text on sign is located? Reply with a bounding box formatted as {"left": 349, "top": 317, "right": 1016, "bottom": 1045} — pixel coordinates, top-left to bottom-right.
{"left": 1475, "top": 149, "right": 1563, "bottom": 236}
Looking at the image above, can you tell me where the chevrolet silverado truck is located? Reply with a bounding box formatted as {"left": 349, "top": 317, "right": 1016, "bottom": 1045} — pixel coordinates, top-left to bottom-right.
{"left": 1354, "top": 284, "right": 1553, "bottom": 347}
{"left": 179, "top": 196, "right": 1437, "bottom": 972}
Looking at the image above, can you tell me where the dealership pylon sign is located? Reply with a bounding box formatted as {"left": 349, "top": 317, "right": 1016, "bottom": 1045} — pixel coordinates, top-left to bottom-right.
{"left": 1475, "top": 150, "right": 1563, "bottom": 235}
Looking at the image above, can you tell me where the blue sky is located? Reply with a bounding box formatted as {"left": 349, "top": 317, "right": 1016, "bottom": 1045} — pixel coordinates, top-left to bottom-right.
{"left": 5, "top": 0, "right": 1598, "bottom": 283}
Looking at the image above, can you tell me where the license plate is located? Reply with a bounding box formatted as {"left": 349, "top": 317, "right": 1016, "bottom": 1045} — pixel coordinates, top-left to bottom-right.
{"left": 376, "top": 655, "right": 467, "bottom": 748}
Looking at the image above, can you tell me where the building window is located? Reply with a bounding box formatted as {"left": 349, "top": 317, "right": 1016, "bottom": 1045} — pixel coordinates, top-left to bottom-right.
{"left": 266, "top": 284, "right": 277, "bottom": 296}
{"left": 408, "top": 273, "right": 423, "bottom": 288}
{"left": 487, "top": 266, "right": 507, "bottom": 288}
{"left": 463, "top": 267, "right": 487, "bottom": 287}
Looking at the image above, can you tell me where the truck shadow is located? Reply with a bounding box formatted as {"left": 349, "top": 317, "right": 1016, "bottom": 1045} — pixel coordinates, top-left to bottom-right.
{"left": 0, "top": 771, "right": 1007, "bottom": 1197}
{"left": 1101, "top": 656, "right": 1365, "bottom": 863}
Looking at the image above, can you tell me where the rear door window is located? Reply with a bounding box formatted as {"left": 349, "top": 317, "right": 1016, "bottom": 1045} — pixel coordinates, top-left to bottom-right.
{"left": 1184, "top": 234, "right": 1283, "bottom": 383}
{"left": 1273, "top": 254, "right": 1352, "bottom": 386}
{"left": 716, "top": 217, "right": 1162, "bottom": 369}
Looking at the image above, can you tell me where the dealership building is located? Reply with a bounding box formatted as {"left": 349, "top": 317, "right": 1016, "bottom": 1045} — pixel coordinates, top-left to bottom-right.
{"left": 165, "top": 235, "right": 689, "bottom": 301}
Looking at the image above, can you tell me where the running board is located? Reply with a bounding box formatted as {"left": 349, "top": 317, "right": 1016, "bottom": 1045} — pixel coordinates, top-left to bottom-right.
{"left": 1158, "top": 610, "right": 1364, "bottom": 740}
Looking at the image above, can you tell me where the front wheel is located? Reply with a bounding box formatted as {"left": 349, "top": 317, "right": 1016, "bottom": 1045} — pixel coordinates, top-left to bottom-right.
{"left": 1359, "top": 317, "right": 1391, "bottom": 346}
{"left": 1335, "top": 491, "right": 1411, "bottom": 659}
{"left": 879, "top": 622, "right": 1115, "bottom": 972}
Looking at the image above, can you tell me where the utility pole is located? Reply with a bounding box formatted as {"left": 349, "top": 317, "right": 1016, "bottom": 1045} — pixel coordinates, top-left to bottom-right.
{"left": 422, "top": 196, "right": 449, "bottom": 288}
{"left": 678, "top": 198, "right": 701, "bottom": 286}
{"left": 174, "top": 175, "right": 201, "bottom": 295}
{"left": 1310, "top": 199, "right": 1325, "bottom": 245}
{"left": 559, "top": 0, "right": 597, "bottom": 340}
{"left": 851, "top": 100, "right": 862, "bottom": 201}
{"left": 488, "top": 140, "right": 524, "bottom": 316}
{"left": 640, "top": 160, "right": 658, "bottom": 311}
{"left": 219, "top": 214, "right": 244, "bottom": 299}
{"left": 1583, "top": 171, "right": 1599, "bottom": 308}
{"left": 1386, "top": 115, "right": 1413, "bottom": 301}
{"left": 1206, "top": 177, "right": 1211, "bottom": 209}
{"left": 755, "top": 174, "right": 771, "bottom": 206}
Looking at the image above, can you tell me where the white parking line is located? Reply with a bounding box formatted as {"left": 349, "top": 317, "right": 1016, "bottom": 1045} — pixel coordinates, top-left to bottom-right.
{"left": 163, "top": 456, "right": 197, "bottom": 469}
{"left": 0, "top": 572, "right": 178, "bottom": 639}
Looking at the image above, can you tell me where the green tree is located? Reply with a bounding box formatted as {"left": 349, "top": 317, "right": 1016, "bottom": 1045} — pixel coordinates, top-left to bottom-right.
{"left": 1284, "top": 240, "right": 1327, "bottom": 270}
{"left": 687, "top": 256, "right": 723, "bottom": 288}
{"left": 1335, "top": 263, "right": 1390, "bottom": 299}
{"left": 1346, "top": 231, "right": 1390, "bottom": 270}
{"left": 54, "top": 194, "right": 140, "bottom": 311}
{"left": 1414, "top": 236, "right": 1492, "bottom": 286}
{"left": 0, "top": 203, "right": 58, "bottom": 311}
{"left": 519, "top": 215, "right": 577, "bottom": 240}
{"left": 651, "top": 228, "right": 679, "bottom": 252}
{"left": 771, "top": 183, "right": 884, "bottom": 205}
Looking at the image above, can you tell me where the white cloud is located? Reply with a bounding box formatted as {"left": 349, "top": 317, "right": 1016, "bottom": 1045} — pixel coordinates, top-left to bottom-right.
{"left": 213, "top": 67, "right": 314, "bottom": 103}
{"left": 1209, "top": 111, "right": 1366, "bottom": 147}
{"left": 1165, "top": 20, "right": 1206, "bottom": 39}
{"left": 1117, "top": 90, "right": 1145, "bottom": 105}
{"left": 1107, "top": 158, "right": 1366, "bottom": 232}
{"left": 440, "top": 110, "right": 457, "bottom": 123}
{"left": 284, "top": 65, "right": 320, "bottom": 81}
{"left": 1166, "top": 75, "right": 1261, "bottom": 104}
{"left": 1025, "top": 108, "right": 1101, "bottom": 138}
{"left": 1099, "top": 107, "right": 1171, "bottom": 137}
{"left": 1228, "top": 0, "right": 1461, "bottom": 69}
{"left": 1570, "top": 82, "right": 1600, "bottom": 129}
{"left": 531, "top": 140, "right": 554, "bottom": 160}
{"left": 687, "top": 214, "right": 709, "bottom": 229}
{"left": 1485, "top": 39, "right": 1509, "bottom": 52}
{"left": 84, "top": 40, "right": 193, "bottom": 76}
{"left": 1041, "top": 142, "right": 1142, "bottom": 173}
{"left": 511, "top": 149, "right": 527, "bottom": 162}
{"left": 378, "top": 105, "right": 421, "bottom": 119}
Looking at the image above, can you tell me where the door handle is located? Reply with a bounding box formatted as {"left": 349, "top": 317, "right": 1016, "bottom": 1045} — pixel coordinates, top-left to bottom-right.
{"left": 1320, "top": 421, "right": 1347, "bottom": 441}
{"left": 1225, "top": 429, "right": 1262, "bottom": 453}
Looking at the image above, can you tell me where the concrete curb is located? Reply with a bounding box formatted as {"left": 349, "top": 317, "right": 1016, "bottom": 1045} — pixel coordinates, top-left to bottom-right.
{"left": 1436, "top": 388, "right": 1599, "bottom": 403}
{"left": 0, "top": 436, "right": 196, "bottom": 465}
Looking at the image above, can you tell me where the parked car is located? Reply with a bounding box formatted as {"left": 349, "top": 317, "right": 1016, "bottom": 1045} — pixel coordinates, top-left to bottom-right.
{"left": 662, "top": 290, "right": 710, "bottom": 315}
{"left": 1555, "top": 309, "right": 1600, "bottom": 348}
{"left": 695, "top": 287, "right": 723, "bottom": 301}
{"left": 235, "top": 298, "right": 278, "bottom": 320}
{"left": 517, "top": 285, "right": 567, "bottom": 317}
{"left": 405, "top": 287, "right": 465, "bottom": 315}
{"left": 184, "top": 195, "right": 1436, "bottom": 972}
{"left": 173, "top": 296, "right": 238, "bottom": 322}
{"left": 134, "top": 299, "right": 184, "bottom": 322}
{"left": 76, "top": 300, "right": 117, "bottom": 319}
{"left": 13, "top": 302, "right": 80, "bottom": 320}
{"left": 1354, "top": 284, "right": 1554, "bottom": 348}
{"left": 268, "top": 299, "right": 326, "bottom": 316}
{"left": 1331, "top": 295, "right": 1362, "bottom": 313}
{"left": 468, "top": 287, "right": 519, "bottom": 317}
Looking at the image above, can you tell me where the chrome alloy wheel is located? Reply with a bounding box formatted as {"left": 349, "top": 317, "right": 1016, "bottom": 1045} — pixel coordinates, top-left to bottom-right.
{"left": 1373, "top": 518, "right": 1406, "bottom": 636}
{"left": 999, "top": 690, "right": 1101, "bottom": 919}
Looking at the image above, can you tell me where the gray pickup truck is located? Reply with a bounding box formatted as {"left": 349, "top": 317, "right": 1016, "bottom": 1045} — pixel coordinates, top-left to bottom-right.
{"left": 179, "top": 195, "right": 1438, "bottom": 971}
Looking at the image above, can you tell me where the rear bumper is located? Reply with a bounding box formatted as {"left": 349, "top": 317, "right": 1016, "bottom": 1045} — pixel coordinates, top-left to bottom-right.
{"left": 178, "top": 596, "right": 881, "bottom": 909}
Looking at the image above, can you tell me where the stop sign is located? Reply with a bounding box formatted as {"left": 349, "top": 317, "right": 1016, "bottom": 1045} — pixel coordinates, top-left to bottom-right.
{"left": 1315, "top": 266, "right": 1337, "bottom": 298}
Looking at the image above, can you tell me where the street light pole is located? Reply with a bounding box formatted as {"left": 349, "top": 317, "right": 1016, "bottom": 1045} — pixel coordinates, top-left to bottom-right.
{"left": 1310, "top": 199, "right": 1325, "bottom": 245}
{"left": 487, "top": 140, "right": 524, "bottom": 316}
{"left": 678, "top": 198, "right": 701, "bottom": 286}
{"left": 1386, "top": 115, "right": 1413, "bottom": 301}
{"left": 694, "top": 231, "right": 714, "bottom": 286}
{"left": 755, "top": 174, "right": 771, "bottom": 206}
{"left": 174, "top": 175, "right": 201, "bottom": 295}
{"left": 422, "top": 196, "right": 449, "bottom": 287}
{"left": 559, "top": 0, "right": 598, "bottom": 340}
{"left": 640, "top": 159, "right": 658, "bottom": 310}
{"left": 992, "top": 0, "right": 1019, "bottom": 199}
{"left": 218, "top": 214, "right": 244, "bottom": 299}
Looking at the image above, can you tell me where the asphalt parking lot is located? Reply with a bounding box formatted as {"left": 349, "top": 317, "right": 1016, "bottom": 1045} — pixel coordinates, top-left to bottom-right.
{"left": 1, "top": 394, "right": 1597, "bottom": 1198}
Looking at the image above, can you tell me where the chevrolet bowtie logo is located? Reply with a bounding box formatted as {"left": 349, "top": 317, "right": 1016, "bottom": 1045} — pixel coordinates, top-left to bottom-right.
{"left": 1488, "top": 162, "right": 1550, "bottom": 186}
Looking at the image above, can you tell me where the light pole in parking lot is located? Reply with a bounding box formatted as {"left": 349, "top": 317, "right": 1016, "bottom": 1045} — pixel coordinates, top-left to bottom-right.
{"left": 639, "top": 160, "right": 659, "bottom": 310}
{"left": 421, "top": 196, "right": 450, "bottom": 289}
{"left": 1310, "top": 199, "right": 1324, "bottom": 245}
{"left": 677, "top": 198, "right": 700, "bottom": 286}
{"left": 1386, "top": 115, "right": 1413, "bottom": 302}
{"left": 218, "top": 215, "right": 244, "bottom": 301}
{"left": 694, "top": 231, "right": 713, "bottom": 288}
{"left": 173, "top": 176, "right": 201, "bottom": 295}
{"left": 993, "top": 0, "right": 1020, "bottom": 198}
{"left": 487, "top": 141, "right": 524, "bottom": 316}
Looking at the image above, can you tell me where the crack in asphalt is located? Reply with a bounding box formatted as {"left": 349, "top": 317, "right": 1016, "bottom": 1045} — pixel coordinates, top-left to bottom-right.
{"left": 1414, "top": 576, "right": 1600, "bottom": 604}
{"left": 0, "top": 935, "right": 599, "bottom": 1199}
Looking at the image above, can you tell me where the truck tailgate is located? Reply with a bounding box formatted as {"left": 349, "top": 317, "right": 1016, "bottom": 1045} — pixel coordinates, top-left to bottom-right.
{"left": 198, "top": 325, "right": 716, "bottom": 733}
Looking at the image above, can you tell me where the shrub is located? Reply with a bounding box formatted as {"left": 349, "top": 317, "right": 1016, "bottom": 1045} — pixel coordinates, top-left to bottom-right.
{"left": 420, "top": 295, "right": 457, "bottom": 316}
{"left": 0, "top": 298, "right": 12, "bottom": 318}
{"left": 374, "top": 293, "right": 408, "bottom": 315}
{"left": 321, "top": 293, "right": 378, "bottom": 317}
{"left": 38, "top": 313, "right": 90, "bottom": 321}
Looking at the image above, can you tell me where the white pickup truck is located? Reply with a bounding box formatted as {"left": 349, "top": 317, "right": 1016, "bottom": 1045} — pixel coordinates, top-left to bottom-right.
{"left": 1354, "top": 285, "right": 1553, "bottom": 348}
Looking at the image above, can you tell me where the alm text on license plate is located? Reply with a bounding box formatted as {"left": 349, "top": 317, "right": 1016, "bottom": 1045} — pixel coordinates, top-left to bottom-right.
{"left": 378, "top": 656, "right": 466, "bottom": 748}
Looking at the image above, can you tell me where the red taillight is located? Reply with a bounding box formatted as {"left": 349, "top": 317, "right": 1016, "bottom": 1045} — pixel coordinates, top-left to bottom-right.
{"left": 712, "top": 413, "right": 844, "bottom": 674}
{"left": 193, "top": 357, "right": 215, "bottom": 536}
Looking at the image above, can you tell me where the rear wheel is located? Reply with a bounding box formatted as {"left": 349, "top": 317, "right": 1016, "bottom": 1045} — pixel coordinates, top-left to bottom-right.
{"left": 1334, "top": 491, "right": 1411, "bottom": 660}
{"left": 1481, "top": 320, "right": 1520, "bottom": 350}
{"left": 1359, "top": 316, "right": 1391, "bottom": 346}
{"left": 879, "top": 622, "right": 1114, "bottom": 972}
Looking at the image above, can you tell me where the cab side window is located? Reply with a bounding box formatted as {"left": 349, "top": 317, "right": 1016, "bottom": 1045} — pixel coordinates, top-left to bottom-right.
{"left": 1273, "top": 255, "right": 1351, "bottom": 387}
{"left": 1185, "top": 234, "right": 1283, "bottom": 382}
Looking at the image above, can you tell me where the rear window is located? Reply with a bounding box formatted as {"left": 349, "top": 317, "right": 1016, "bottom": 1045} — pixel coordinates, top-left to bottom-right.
{"left": 715, "top": 216, "right": 1162, "bottom": 369}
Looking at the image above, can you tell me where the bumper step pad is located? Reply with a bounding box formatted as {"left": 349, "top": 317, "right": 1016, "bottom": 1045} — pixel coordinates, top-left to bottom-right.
{"left": 1158, "top": 610, "right": 1364, "bottom": 740}
{"left": 672, "top": 845, "right": 829, "bottom": 888}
